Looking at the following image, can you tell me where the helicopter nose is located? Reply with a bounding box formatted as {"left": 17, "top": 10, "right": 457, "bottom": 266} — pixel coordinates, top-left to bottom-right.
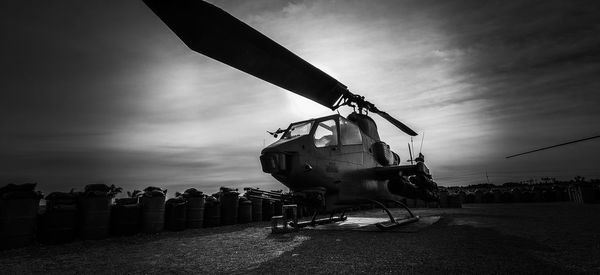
{"left": 260, "top": 151, "right": 288, "bottom": 173}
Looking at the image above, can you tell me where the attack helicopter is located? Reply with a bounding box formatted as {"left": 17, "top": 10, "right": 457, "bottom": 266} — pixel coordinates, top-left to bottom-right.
{"left": 143, "top": 0, "right": 439, "bottom": 229}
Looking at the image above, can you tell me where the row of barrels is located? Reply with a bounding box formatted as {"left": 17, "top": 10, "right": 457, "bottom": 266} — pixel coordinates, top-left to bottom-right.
{"left": 406, "top": 185, "right": 595, "bottom": 208}
{"left": 446, "top": 186, "right": 589, "bottom": 204}
{"left": 0, "top": 185, "right": 290, "bottom": 250}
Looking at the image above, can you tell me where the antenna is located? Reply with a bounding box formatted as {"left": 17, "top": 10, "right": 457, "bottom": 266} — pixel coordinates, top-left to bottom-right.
{"left": 408, "top": 143, "right": 414, "bottom": 165}
{"left": 486, "top": 170, "right": 490, "bottom": 185}
{"left": 419, "top": 132, "right": 425, "bottom": 154}
{"left": 410, "top": 137, "right": 415, "bottom": 158}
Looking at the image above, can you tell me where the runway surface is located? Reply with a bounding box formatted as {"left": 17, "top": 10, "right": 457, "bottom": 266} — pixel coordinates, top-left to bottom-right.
{"left": 1, "top": 203, "right": 599, "bottom": 274}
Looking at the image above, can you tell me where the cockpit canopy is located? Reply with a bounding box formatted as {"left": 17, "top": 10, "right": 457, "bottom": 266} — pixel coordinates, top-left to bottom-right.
{"left": 280, "top": 115, "right": 364, "bottom": 148}
{"left": 281, "top": 121, "right": 312, "bottom": 140}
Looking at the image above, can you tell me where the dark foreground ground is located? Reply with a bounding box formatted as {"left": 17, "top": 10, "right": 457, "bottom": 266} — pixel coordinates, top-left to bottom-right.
{"left": 1, "top": 203, "right": 599, "bottom": 274}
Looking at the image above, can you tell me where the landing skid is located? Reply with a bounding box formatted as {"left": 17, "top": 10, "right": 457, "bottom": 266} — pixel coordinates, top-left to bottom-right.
{"left": 292, "top": 210, "right": 348, "bottom": 228}
{"left": 291, "top": 200, "right": 419, "bottom": 231}
{"left": 368, "top": 199, "right": 420, "bottom": 230}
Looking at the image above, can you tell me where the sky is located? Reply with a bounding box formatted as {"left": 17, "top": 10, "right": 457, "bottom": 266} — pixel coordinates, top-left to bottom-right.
{"left": 1, "top": 0, "right": 599, "bottom": 196}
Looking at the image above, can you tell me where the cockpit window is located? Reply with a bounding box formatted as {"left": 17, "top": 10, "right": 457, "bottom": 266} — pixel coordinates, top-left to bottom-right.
{"left": 340, "top": 117, "right": 363, "bottom": 145}
{"left": 314, "top": 119, "right": 338, "bottom": 147}
{"left": 282, "top": 121, "right": 312, "bottom": 140}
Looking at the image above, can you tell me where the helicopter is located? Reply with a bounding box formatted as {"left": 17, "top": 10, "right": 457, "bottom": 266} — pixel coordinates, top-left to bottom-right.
{"left": 143, "top": 0, "right": 439, "bottom": 229}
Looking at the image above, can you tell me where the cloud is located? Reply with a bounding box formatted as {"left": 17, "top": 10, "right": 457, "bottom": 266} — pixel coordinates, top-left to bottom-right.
{"left": 1, "top": 0, "right": 599, "bottom": 193}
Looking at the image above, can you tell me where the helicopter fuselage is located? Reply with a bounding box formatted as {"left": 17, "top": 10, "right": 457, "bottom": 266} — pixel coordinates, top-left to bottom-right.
{"left": 260, "top": 113, "right": 436, "bottom": 211}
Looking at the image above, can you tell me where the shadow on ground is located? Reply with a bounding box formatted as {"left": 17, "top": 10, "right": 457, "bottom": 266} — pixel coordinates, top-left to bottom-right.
{"left": 1, "top": 203, "right": 598, "bottom": 274}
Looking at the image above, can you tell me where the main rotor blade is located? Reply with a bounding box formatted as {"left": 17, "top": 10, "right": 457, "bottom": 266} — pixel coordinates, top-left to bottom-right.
{"left": 143, "top": 0, "right": 348, "bottom": 109}
{"left": 506, "top": 135, "right": 600, "bottom": 159}
{"left": 373, "top": 110, "right": 418, "bottom": 136}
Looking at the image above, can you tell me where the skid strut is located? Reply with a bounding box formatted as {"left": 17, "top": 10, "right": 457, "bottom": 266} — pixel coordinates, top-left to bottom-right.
{"left": 282, "top": 201, "right": 416, "bottom": 230}
{"left": 368, "top": 199, "right": 419, "bottom": 230}
{"left": 292, "top": 210, "right": 347, "bottom": 229}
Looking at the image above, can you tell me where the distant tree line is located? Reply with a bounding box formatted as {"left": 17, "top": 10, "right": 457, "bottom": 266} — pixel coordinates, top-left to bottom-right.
{"left": 460, "top": 176, "right": 599, "bottom": 188}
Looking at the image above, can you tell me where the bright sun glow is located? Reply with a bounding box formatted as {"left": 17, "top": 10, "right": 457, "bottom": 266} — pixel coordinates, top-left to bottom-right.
{"left": 285, "top": 92, "right": 335, "bottom": 118}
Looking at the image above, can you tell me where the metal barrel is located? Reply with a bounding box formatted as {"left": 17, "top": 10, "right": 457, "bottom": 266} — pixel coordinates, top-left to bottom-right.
{"left": 110, "top": 203, "right": 141, "bottom": 236}
{"left": 237, "top": 197, "right": 252, "bottom": 224}
{"left": 532, "top": 188, "right": 544, "bottom": 202}
{"left": 262, "top": 199, "right": 274, "bottom": 221}
{"left": 273, "top": 200, "right": 283, "bottom": 216}
{"left": 521, "top": 191, "right": 534, "bottom": 202}
{"left": 297, "top": 205, "right": 307, "bottom": 218}
{"left": 185, "top": 196, "right": 205, "bottom": 228}
{"left": 250, "top": 197, "right": 263, "bottom": 222}
{"left": 165, "top": 199, "right": 187, "bottom": 231}
{"left": 78, "top": 196, "right": 111, "bottom": 240}
{"left": 511, "top": 188, "right": 522, "bottom": 202}
{"left": 438, "top": 190, "right": 449, "bottom": 207}
{"left": 492, "top": 189, "right": 502, "bottom": 203}
{"left": 220, "top": 191, "right": 239, "bottom": 225}
{"left": 482, "top": 191, "right": 495, "bottom": 203}
{"left": 474, "top": 189, "right": 484, "bottom": 203}
{"left": 500, "top": 191, "right": 513, "bottom": 203}
{"left": 465, "top": 192, "right": 476, "bottom": 203}
{"left": 140, "top": 196, "right": 165, "bottom": 233}
{"left": 446, "top": 194, "right": 462, "bottom": 208}
{"left": 203, "top": 197, "right": 221, "bottom": 227}
{"left": 0, "top": 198, "right": 40, "bottom": 250}
{"left": 38, "top": 204, "right": 77, "bottom": 244}
{"left": 458, "top": 191, "right": 466, "bottom": 204}
{"left": 553, "top": 186, "right": 568, "bottom": 201}
{"left": 543, "top": 189, "right": 556, "bottom": 202}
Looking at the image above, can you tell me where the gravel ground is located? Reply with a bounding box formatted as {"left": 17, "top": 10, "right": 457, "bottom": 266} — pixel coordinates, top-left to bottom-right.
{"left": 1, "top": 203, "right": 599, "bottom": 274}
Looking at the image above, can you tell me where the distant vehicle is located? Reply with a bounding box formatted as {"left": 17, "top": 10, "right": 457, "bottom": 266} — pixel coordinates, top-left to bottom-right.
{"left": 144, "top": 0, "right": 438, "bottom": 229}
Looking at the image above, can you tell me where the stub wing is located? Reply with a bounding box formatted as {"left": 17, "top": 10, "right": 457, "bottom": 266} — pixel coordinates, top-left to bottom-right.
{"left": 371, "top": 163, "right": 431, "bottom": 179}
{"left": 370, "top": 163, "right": 438, "bottom": 202}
